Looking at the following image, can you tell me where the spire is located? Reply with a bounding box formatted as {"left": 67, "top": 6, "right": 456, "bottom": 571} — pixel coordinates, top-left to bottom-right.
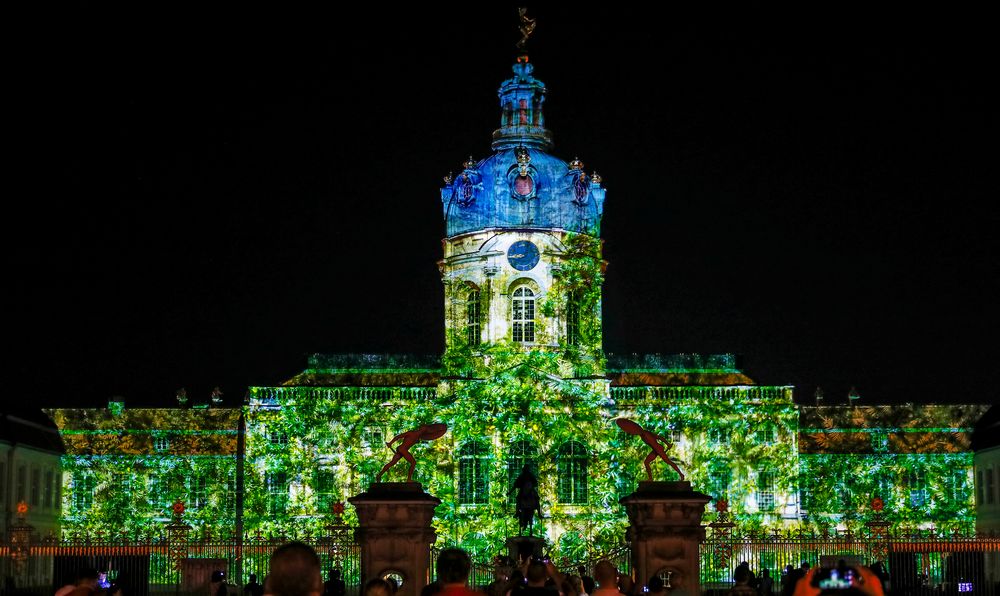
{"left": 491, "top": 9, "right": 552, "bottom": 151}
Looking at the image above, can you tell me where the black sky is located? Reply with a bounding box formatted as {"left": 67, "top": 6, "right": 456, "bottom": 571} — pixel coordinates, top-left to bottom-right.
{"left": 7, "top": 7, "right": 997, "bottom": 408}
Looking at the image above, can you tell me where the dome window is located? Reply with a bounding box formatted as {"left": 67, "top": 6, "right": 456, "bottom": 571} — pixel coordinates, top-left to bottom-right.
{"left": 514, "top": 174, "right": 534, "bottom": 196}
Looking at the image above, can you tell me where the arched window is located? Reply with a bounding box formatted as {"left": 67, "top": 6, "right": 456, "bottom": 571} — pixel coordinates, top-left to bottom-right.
{"left": 557, "top": 441, "right": 588, "bottom": 504}
{"left": 507, "top": 439, "right": 538, "bottom": 504}
{"left": 466, "top": 288, "right": 482, "bottom": 347}
{"left": 512, "top": 287, "right": 535, "bottom": 343}
{"left": 566, "top": 291, "right": 581, "bottom": 346}
{"left": 458, "top": 440, "right": 490, "bottom": 504}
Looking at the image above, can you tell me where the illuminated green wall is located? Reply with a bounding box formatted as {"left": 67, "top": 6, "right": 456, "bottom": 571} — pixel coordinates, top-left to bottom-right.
{"left": 48, "top": 395, "right": 983, "bottom": 554}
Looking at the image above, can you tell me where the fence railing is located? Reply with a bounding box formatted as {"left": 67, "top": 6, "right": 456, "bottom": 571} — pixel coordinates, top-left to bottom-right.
{"left": 0, "top": 526, "right": 360, "bottom": 596}
{"left": 6, "top": 525, "right": 1000, "bottom": 596}
{"left": 701, "top": 526, "right": 1000, "bottom": 595}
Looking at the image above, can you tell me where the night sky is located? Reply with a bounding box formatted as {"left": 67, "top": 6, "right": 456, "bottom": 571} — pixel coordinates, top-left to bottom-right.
{"left": 8, "top": 7, "right": 997, "bottom": 409}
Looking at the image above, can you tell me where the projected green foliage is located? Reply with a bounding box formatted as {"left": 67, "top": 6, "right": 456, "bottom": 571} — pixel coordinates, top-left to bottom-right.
{"left": 53, "top": 387, "right": 977, "bottom": 554}
{"left": 799, "top": 453, "right": 975, "bottom": 531}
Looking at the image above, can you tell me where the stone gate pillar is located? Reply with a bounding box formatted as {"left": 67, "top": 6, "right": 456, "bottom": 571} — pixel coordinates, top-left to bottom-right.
{"left": 620, "top": 481, "right": 711, "bottom": 595}
{"left": 349, "top": 482, "right": 441, "bottom": 596}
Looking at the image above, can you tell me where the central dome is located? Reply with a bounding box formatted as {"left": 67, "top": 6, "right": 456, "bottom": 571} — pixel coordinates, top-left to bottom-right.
{"left": 440, "top": 57, "right": 606, "bottom": 238}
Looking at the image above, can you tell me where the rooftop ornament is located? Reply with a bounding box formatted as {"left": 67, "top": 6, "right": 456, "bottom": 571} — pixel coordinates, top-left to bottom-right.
{"left": 515, "top": 145, "right": 531, "bottom": 175}
{"left": 516, "top": 7, "right": 536, "bottom": 52}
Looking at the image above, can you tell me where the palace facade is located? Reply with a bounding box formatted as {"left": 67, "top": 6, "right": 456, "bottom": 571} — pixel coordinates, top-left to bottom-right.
{"left": 43, "top": 48, "right": 989, "bottom": 561}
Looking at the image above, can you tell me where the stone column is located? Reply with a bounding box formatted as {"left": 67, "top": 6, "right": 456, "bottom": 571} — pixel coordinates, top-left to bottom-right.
{"left": 620, "top": 481, "right": 711, "bottom": 595}
{"left": 349, "top": 482, "right": 441, "bottom": 596}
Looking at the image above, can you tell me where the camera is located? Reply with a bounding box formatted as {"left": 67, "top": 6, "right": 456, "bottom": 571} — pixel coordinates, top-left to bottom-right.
{"left": 811, "top": 567, "right": 856, "bottom": 590}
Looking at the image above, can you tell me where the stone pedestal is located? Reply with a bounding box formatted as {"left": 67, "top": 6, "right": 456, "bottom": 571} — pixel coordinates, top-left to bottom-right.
{"left": 620, "top": 481, "right": 711, "bottom": 595}
{"left": 506, "top": 535, "right": 547, "bottom": 562}
{"left": 349, "top": 482, "right": 441, "bottom": 596}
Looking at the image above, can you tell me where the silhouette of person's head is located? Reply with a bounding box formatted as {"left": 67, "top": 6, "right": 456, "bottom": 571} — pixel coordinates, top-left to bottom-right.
{"left": 437, "top": 548, "right": 472, "bottom": 586}
{"left": 265, "top": 542, "right": 322, "bottom": 596}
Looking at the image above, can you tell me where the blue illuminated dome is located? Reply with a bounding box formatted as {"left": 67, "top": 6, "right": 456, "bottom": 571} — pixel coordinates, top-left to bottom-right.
{"left": 441, "top": 56, "right": 606, "bottom": 237}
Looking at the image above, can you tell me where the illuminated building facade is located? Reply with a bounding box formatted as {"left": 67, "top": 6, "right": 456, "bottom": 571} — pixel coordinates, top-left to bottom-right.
{"left": 45, "top": 51, "right": 989, "bottom": 560}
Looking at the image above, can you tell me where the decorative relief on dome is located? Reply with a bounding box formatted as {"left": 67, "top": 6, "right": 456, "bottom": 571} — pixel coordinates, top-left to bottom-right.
{"left": 515, "top": 146, "right": 531, "bottom": 175}
{"left": 455, "top": 172, "right": 481, "bottom": 207}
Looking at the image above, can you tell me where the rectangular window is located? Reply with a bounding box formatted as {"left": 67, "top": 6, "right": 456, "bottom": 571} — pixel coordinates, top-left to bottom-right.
{"left": 871, "top": 431, "right": 889, "bottom": 453}
{"left": 458, "top": 457, "right": 488, "bottom": 504}
{"left": 189, "top": 474, "right": 208, "bottom": 509}
{"left": 708, "top": 465, "right": 732, "bottom": 503}
{"left": 757, "top": 470, "right": 776, "bottom": 511}
{"left": 362, "top": 426, "right": 384, "bottom": 450}
{"left": 566, "top": 292, "right": 580, "bottom": 346}
{"left": 708, "top": 428, "right": 729, "bottom": 447}
{"left": 224, "top": 476, "right": 237, "bottom": 515}
{"left": 800, "top": 485, "right": 815, "bottom": 512}
{"left": 948, "top": 469, "right": 970, "bottom": 504}
{"left": 315, "top": 469, "right": 337, "bottom": 513}
{"left": 557, "top": 443, "right": 588, "bottom": 505}
{"left": 512, "top": 289, "right": 535, "bottom": 343}
{"left": 874, "top": 473, "right": 893, "bottom": 508}
{"left": 44, "top": 470, "right": 54, "bottom": 509}
{"left": 148, "top": 475, "right": 166, "bottom": 513}
{"left": 16, "top": 465, "right": 27, "bottom": 503}
{"left": 466, "top": 290, "right": 481, "bottom": 347}
{"left": 30, "top": 468, "right": 41, "bottom": 506}
{"left": 756, "top": 426, "right": 776, "bottom": 446}
{"left": 153, "top": 434, "right": 171, "bottom": 452}
{"left": 73, "top": 473, "right": 95, "bottom": 512}
{"left": 909, "top": 470, "right": 928, "bottom": 508}
{"left": 266, "top": 472, "right": 289, "bottom": 514}
{"left": 978, "top": 471, "right": 985, "bottom": 506}
{"left": 988, "top": 469, "right": 996, "bottom": 505}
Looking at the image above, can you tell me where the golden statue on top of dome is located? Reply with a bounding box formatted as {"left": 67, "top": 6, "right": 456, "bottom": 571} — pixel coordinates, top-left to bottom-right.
{"left": 517, "top": 8, "right": 537, "bottom": 51}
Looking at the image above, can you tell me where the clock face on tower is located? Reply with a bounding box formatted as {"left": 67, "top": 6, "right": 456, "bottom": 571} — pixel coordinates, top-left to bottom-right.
{"left": 507, "top": 240, "right": 540, "bottom": 271}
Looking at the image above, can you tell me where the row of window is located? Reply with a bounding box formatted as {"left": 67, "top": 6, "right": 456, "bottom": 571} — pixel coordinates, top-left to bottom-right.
{"left": 71, "top": 472, "right": 239, "bottom": 514}
{"left": 705, "top": 467, "right": 776, "bottom": 509}
{"left": 65, "top": 464, "right": 977, "bottom": 518}
{"left": 461, "top": 287, "right": 582, "bottom": 346}
{"left": 0, "top": 461, "right": 60, "bottom": 511}
{"left": 799, "top": 469, "right": 971, "bottom": 512}
{"left": 707, "top": 427, "right": 778, "bottom": 446}
{"left": 458, "top": 440, "right": 588, "bottom": 505}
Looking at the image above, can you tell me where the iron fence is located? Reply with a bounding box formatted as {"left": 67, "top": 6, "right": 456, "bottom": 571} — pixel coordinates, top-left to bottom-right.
{"left": 1, "top": 525, "right": 360, "bottom": 596}
{"left": 701, "top": 525, "right": 1000, "bottom": 595}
